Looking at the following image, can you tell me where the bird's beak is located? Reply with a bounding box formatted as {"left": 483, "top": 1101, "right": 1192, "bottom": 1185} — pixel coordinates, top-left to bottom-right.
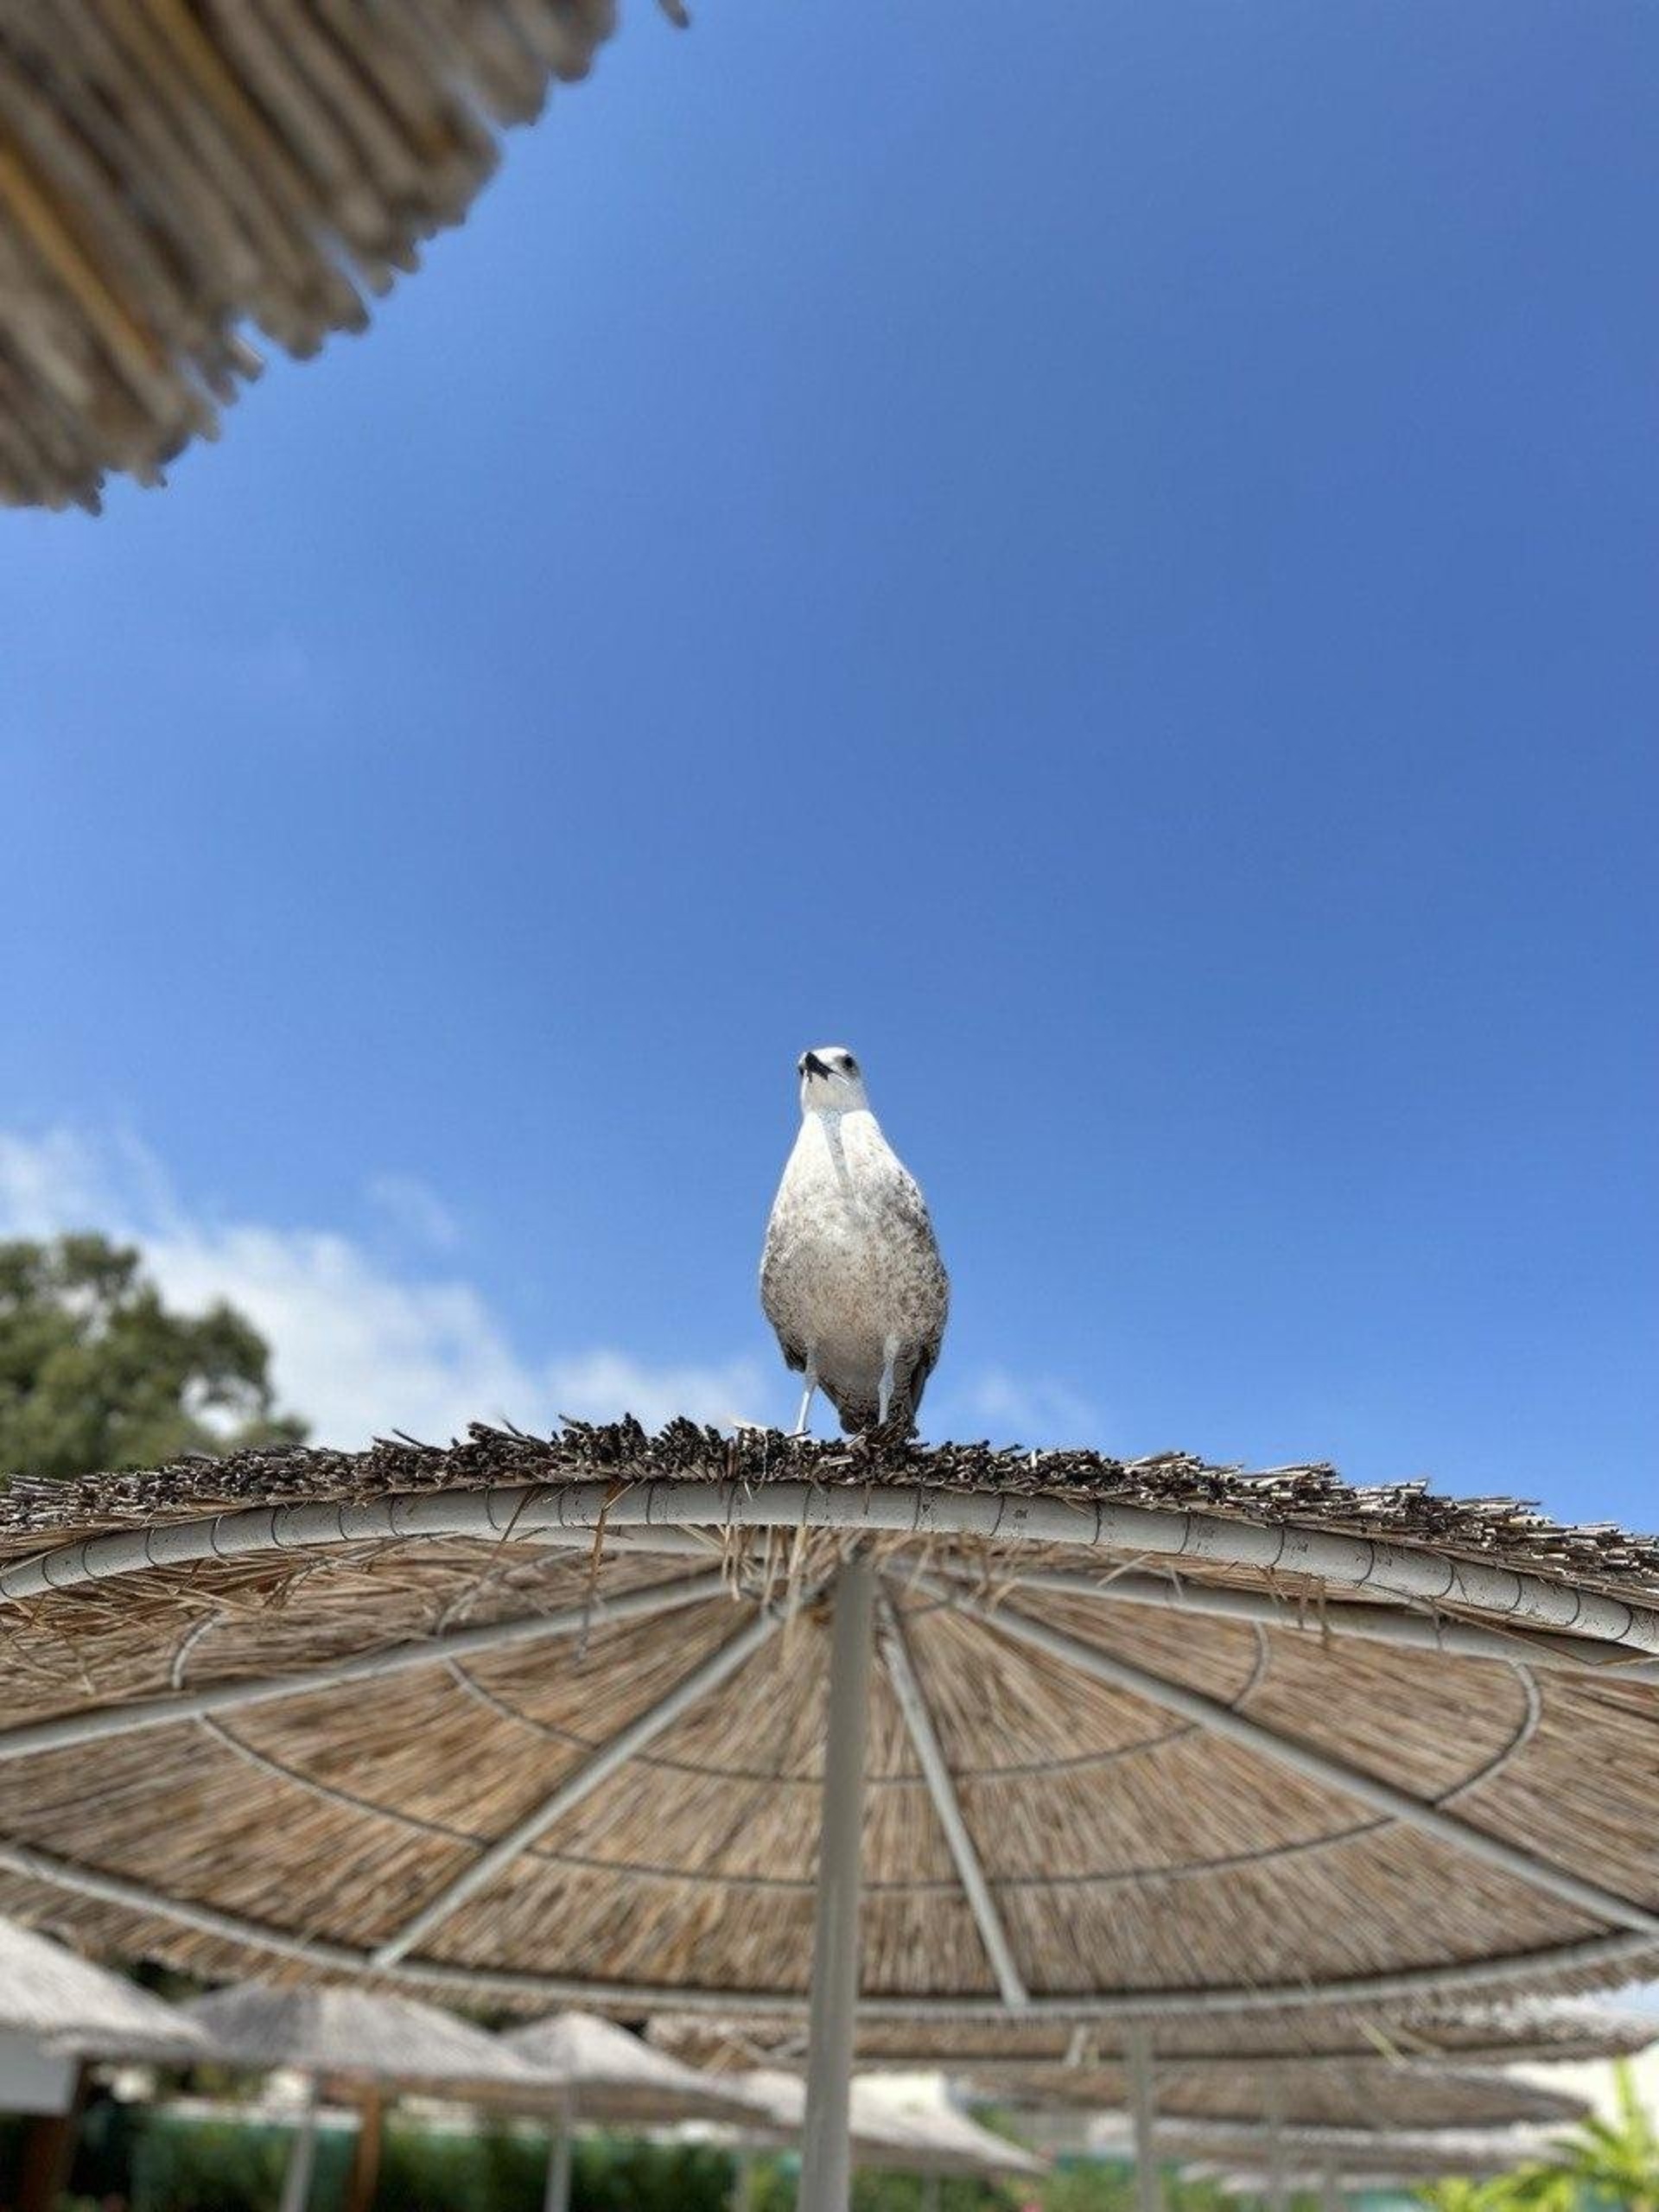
{"left": 800, "top": 1052, "right": 831, "bottom": 1080}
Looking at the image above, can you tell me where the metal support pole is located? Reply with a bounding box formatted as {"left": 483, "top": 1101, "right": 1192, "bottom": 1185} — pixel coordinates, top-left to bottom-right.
{"left": 921, "top": 2174, "right": 943, "bottom": 2212}
{"left": 543, "top": 2093, "right": 575, "bottom": 2212}
{"left": 798, "top": 1554, "right": 876, "bottom": 2212}
{"left": 278, "top": 2077, "right": 321, "bottom": 2212}
{"left": 729, "top": 2145, "right": 757, "bottom": 2212}
{"left": 1265, "top": 2097, "right": 1288, "bottom": 2212}
{"left": 1126, "top": 2028, "right": 1162, "bottom": 2212}
{"left": 1320, "top": 2155, "right": 1343, "bottom": 2212}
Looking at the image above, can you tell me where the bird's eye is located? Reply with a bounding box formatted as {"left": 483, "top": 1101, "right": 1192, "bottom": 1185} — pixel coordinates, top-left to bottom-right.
{"left": 839, "top": 1055, "right": 857, "bottom": 1072}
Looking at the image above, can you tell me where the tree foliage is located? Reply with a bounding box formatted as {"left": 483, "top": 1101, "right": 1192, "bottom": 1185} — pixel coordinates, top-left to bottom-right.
{"left": 1417, "top": 2062, "right": 1659, "bottom": 2212}
{"left": 0, "top": 1233, "right": 305, "bottom": 1479}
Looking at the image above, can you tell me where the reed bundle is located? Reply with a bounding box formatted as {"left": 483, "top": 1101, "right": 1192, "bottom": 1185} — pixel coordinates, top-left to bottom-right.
{"left": 0, "top": 1422, "right": 1653, "bottom": 2028}
{"left": 0, "top": 0, "right": 617, "bottom": 511}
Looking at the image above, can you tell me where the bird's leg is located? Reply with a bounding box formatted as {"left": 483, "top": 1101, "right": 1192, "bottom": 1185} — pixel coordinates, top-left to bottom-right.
{"left": 877, "top": 1334, "right": 899, "bottom": 1427}
{"left": 793, "top": 1355, "right": 818, "bottom": 1438}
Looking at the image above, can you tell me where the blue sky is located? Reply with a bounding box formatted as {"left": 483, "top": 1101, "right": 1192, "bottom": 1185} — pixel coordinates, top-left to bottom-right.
{"left": 1, "top": 3, "right": 1653, "bottom": 1526}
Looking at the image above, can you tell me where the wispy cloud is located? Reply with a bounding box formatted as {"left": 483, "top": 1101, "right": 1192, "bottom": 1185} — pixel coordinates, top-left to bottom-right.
{"left": 364, "top": 1172, "right": 463, "bottom": 1254}
{"left": 0, "top": 1128, "right": 770, "bottom": 1449}
{"left": 948, "top": 1365, "right": 1103, "bottom": 1447}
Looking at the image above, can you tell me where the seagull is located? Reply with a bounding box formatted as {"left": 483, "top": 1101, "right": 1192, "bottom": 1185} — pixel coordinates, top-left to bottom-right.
{"left": 760, "top": 1046, "right": 950, "bottom": 1435}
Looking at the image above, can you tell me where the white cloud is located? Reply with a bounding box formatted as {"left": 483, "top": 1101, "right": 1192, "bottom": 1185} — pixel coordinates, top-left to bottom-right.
{"left": 364, "top": 1172, "right": 462, "bottom": 1253}
{"left": 0, "top": 1128, "right": 772, "bottom": 1448}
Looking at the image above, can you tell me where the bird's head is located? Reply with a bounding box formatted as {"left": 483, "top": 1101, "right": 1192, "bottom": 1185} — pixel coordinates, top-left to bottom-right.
{"left": 798, "top": 1045, "right": 869, "bottom": 1114}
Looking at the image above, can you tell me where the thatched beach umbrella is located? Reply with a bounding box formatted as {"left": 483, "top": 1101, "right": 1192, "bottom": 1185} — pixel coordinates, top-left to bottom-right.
{"left": 1169, "top": 2122, "right": 1560, "bottom": 2195}
{"left": 0, "top": 1914, "right": 204, "bottom": 2212}
{"left": 0, "top": 1426, "right": 1657, "bottom": 2212}
{"left": 0, "top": 2, "right": 623, "bottom": 512}
{"left": 180, "top": 1980, "right": 540, "bottom": 2212}
{"left": 1038, "top": 2054, "right": 1618, "bottom": 2133}
{"left": 1081, "top": 2064, "right": 1584, "bottom": 2212}
{"left": 1187, "top": 2138, "right": 1545, "bottom": 2203}
{"left": 659, "top": 1998, "right": 1649, "bottom": 2211}
{"left": 489, "top": 2010, "right": 769, "bottom": 2212}
{"left": 709, "top": 2068, "right": 1044, "bottom": 2205}
{"left": 0, "top": 1913, "right": 202, "bottom": 2064}
{"left": 658, "top": 1993, "right": 1659, "bottom": 2075}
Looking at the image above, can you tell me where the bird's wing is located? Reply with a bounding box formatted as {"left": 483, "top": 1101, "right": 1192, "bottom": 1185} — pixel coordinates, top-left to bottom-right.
{"left": 758, "top": 1200, "right": 809, "bottom": 1370}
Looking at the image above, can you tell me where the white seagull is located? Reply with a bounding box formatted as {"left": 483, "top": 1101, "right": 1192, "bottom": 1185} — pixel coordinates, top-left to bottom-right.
{"left": 760, "top": 1046, "right": 950, "bottom": 1435}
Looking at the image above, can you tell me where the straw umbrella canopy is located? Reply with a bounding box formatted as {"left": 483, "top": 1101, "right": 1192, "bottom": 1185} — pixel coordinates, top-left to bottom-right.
{"left": 1, "top": 1425, "right": 1659, "bottom": 2212}
{"left": 1166, "top": 2123, "right": 1560, "bottom": 2185}
{"left": 0, "top": 2, "right": 621, "bottom": 512}
{"left": 1186, "top": 2139, "right": 1544, "bottom": 2201}
{"left": 0, "top": 1916, "right": 204, "bottom": 2212}
{"left": 715, "top": 2068, "right": 1044, "bottom": 2191}
{"left": 486, "top": 2010, "right": 772, "bottom": 2212}
{"left": 652, "top": 1993, "right": 1659, "bottom": 2072}
{"left": 855, "top": 2092, "right": 1046, "bottom": 2186}
{"left": 933, "top": 2055, "right": 1593, "bottom": 2133}
{"left": 657, "top": 1999, "right": 1649, "bottom": 2212}
{"left": 0, "top": 1914, "right": 203, "bottom": 2064}
{"left": 180, "top": 1980, "right": 542, "bottom": 2212}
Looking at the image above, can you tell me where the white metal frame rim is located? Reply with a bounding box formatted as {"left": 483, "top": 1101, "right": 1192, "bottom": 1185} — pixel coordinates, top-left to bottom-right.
{"left": 2, "top": 1834, "right": 1653, "bottom": 2016}
{"left": 3, "top": 1478, "right": 1652, "bottom": 1655}
{"left": 946, "top": 1563, "right": 1659, "bottom": 1683}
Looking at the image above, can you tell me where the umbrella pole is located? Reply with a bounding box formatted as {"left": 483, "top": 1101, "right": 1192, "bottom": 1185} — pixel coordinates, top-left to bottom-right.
{"left": 543, "top": 2090, "right": 575, "bottom": 2212}
{"left": 1319, "top": 2156, "right": 1342, "bottom": 2212}
{"left": 798, "top": 1553, "right": 875, "bottom": 2212}
{"left": 1264, "top": 2094, "right": 1288, "bottom": 2212}
{"left": 920, "top": 2174, "right": 942, "bottom": 2212}
{"left": 1126, "top": 2027, "right": 1162, "bottom": 2212}
{"left": 343, "top": 2084, "right": 384, "bottom": 2212}
{"left": 17, "top": 2058, "right": 90, "bottom": 2212}
{"left": 278, "top": 2075, "right": 321, "bottom": 2212}
{"left": 730, "top": 2145, "right": 757, "bottom": 2212}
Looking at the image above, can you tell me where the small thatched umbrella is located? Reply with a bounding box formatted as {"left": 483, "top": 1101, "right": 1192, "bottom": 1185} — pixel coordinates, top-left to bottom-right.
{"left": 180, "top": 1980, "right": 540, "bottom": 2212}
{"left": 1186, "top": 2137, "right": 1545, "bottom": 2203}
{"left": 658, "top": 1997, "right": 1648, "bottom": 2212}
{"left": 2, "top": 1425, "right": 1658, "bottom": 2212}
{"left": 1084, "top": 2065, "right": 1584, "bottom": 2212}
{"left": 1170, "top": 2123, "right": 1560, "bottom": 2199}
{"left": 0, "top": 3, "right": 629, "bottom": 512}
{"left": 487, "top": 2010, "right": 770, "bottom": 2212}
{"left": 0, "top": 1915, "right": 204, "bottom": 2212}
{"left": 713, "top": 2068, "right": 1044, "bottom": 2207}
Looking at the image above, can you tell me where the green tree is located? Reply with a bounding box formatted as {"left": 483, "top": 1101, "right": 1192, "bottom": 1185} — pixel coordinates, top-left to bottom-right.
{"left": 1542, "top": 2059, "right": 1659, "bottom": 2212}
{"left": 0, "top": 1233, "right": 305, "bottom": 1479}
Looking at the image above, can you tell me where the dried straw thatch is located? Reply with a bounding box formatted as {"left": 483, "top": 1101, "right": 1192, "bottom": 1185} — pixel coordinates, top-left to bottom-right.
{"left": 493, "top": 2010, "right": 766, "bottom": 2124}
{"left": 0, "top": 1, "right": 620, "bottom": 512}
{"left": 181, "top": 1980, "right": 537, "bottom": 2097}
{"left": 719, "top": 2069, "right": 1044, "bottom": 2181}
{"left": 0, "top": 1421, "right": 1656, "bottom": 2030}
{"left": 0, "top": 1913, "right": 202, "bottom": 2062}
{"left": 1188, "top": 2141, "right": 1540, "bottom": 2191}
{"left": 1161, "top": 2122, "right": 1560, "bottom": 2179}
{"left": 1074, "top": 2061, "right": 1583, "bottom": 2134}
{"left": 654, "top": 1995, "right": 1659, "bottom": 2074}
